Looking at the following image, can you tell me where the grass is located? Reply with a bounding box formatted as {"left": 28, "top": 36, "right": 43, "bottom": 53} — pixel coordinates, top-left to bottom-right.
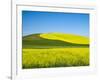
{"left": 22, "top": 32, "right": 89, "bottom": 69}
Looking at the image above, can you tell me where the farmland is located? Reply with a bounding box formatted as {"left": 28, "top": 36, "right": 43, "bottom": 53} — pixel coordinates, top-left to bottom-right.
{"left": 22, "top": 33, "right": 89, "bottom": 69}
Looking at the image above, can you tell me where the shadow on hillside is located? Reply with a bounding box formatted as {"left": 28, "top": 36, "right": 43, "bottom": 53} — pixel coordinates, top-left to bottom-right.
{"left": 22, "top": 34, "right": 89, "bottom": 49}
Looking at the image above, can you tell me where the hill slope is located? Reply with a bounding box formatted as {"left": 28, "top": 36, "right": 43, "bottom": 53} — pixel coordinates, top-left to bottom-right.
{"left": 23, "top": 32, "right": 89, "bottom": 49}
{"left": 40, "top": 32, "right": 89, "bottom": 44}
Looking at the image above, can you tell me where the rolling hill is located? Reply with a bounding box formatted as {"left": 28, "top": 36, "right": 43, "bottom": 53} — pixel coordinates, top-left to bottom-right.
{"left": 22, "top": 32, "right": 89, "bottom": 49}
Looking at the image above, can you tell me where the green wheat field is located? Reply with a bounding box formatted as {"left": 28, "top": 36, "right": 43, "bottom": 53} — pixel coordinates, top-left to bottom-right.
{"left": 22, "top": 32, "right": 89, "bottom": 69}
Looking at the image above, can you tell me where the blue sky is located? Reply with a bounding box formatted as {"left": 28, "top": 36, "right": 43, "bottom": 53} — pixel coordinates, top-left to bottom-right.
{"left": 22, "top": 11, "right": 89, "bottom": 37}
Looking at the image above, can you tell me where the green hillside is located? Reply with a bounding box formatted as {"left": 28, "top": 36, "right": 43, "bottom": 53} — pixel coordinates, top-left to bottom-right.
{"left": 23, "top": 32, "right": 89, "bottom": 49}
